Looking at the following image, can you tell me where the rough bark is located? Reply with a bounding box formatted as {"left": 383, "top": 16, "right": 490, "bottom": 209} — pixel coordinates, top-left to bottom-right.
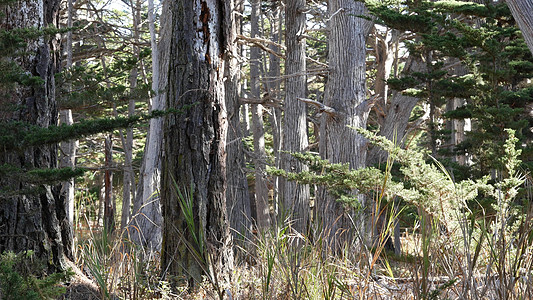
{"left": 226, "top": 0, "right": 252, "bottom": 244}
{"left": 250, "top": 0, "right": 271, "bottom": 230}
{"left": 318, "top": 0, "right": 373, "bottom": 251}
{"left": 506, "top": 0, "right": 533, "bottom": 55}
{"left": 130, "top": 0, "right": 164, "bottom": 250}
{"left": 280, "top": 0, "right": 310, "bottom": 234}
{"left": 0, "top": 0, "right": 72, "bottom": 271}
{"left": 160, "top": 0, "right": 234, "bottom": 286}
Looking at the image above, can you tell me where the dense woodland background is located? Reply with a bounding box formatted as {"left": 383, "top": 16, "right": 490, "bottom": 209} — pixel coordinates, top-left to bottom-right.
{"left": 1, "top": 0, "right": 533, "bottom": 299}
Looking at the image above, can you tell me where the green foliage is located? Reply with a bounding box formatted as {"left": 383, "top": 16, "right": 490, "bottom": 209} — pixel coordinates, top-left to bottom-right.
{"left": 0, "top": 108, "right": 185, "bottom": 152}
{"left": 367, "top": 0, "right": 533, "bottom": 179}
{"left": 273, "top": 128, "right": 524, "bottom": 230}
{"left": 0, "top": 251, "right": 72, "bottom": 300}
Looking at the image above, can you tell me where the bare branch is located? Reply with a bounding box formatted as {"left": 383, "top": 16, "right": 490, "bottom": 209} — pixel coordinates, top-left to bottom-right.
{"left": 297, "top": 97, "right": 337, "bottom": 117}
{"left": 239, "top": 95, "right": 282, "bottom": 108}
{"left": 237, "top": 34, "right": 285, "bottom": 59}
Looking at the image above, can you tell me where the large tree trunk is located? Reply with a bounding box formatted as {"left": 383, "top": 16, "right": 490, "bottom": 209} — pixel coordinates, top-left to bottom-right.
{"left": 226, "top": 0, "right": 252, "bottom": 245}
{"left": 0, "top": 0, "right": 72, "bottom": 271}
{"left": 506, "top": 0, "right": 533, "bottom": 55}
{"left": 130, "top": 0, "right": 164, "bottom": 250}
{"left": 318, "top": 0, "right": 373, "bottom": 251}
{"left": 250, "top": 0, "right": 271, "bottom": 230}
{"left": 160, "top": 0, "right": 234, "bottom": 287}
{"left": 280, "top": 0, "right": 310, "bottom": 234}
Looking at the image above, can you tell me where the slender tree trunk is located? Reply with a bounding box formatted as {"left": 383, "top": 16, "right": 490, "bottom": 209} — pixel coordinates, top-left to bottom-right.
{"left": 160, "top": 0, "right": 234, "bottom": 287}
{"left": 506, "top": 0, "right": 533, "bottom": 55}
{"left": 280, "top": 0, "right": 310, "bottom": 234}
{"left": 121, "top": 0, "right": 141, "bottom": 232}
{"left": 104, "top": 135, "right": 115, "bottom": 233}
{"left": 226, "top": 0, "right": 252, "bottom": 245}
{"left": 0, "top": 0, "right": 71, "bottom": 271}
{"left": 267, "top": 1, "right": 282, "bottom": 215}
{"left": 131, "top": 0, "right": 163, "bottom": 250}
{"left": 373, "top": 29, "right": 398, "bottom": 127}
{"left": 59, "top": 0, "right": 77, "bottom": 230}
{"left": 250, "top": 0, "right": 271, "bottom": 230}
{"left": 318, "top": 0, "right": 373, "bottom": 251}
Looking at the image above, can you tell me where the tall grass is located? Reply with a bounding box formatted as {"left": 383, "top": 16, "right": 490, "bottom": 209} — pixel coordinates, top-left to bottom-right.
{"left": 77, "top": 216, "right": 175, "bottom": 299}
{"left": 73, "top": 129, "right": 533, "bottom": 299}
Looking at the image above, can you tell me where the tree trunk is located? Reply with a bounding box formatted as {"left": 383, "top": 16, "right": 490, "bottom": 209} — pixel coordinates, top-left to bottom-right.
{"left": 366, "top": 55, "right": 427, "bottom": 166}
{"left": 160, "top": 0, "right": 234, "bottom": 287}
{"left": 318, "top": 0, "right": 373, "bottom": 251}
{"left": 250, "top": 0, "right": 271, "bottom": 230}
{"left": 506, "top": 0, "right": 533, "bottom": 55}
{"left": 120, "top": 0, "right": 141, "bottom": 232}
{"left": 226, "top": 0, "right": 252, "bottom": 245}
{"left": 373, "top": 28, "right": 398, "bottom": 126}
{"left": 280, "top": 0, "right": 310, "bottom": 234}
{"left": 59, "top": 110, "right": 77, "bottom": 226}
{"left": 130, "top": 0, "right": 164, "bottom": 250}
{"left": 104, "top": 134, "right": 115, "bottom": 233}
{"left": 0, "top": 0, "right": 72, "bottom": 271}
{"left": 59, "top": 0, "right": 77, "bottom": 229}
{"left": 267, "top": 1, "right": 282, "bottom": 216}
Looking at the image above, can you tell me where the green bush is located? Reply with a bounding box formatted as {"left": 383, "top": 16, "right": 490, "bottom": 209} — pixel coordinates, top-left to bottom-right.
{"left": 0, "top": 251, "right": 72, "bottom": 300}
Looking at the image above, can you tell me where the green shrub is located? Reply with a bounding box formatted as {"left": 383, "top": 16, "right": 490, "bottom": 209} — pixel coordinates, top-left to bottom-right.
{"left": 0, "top": 251, "right": 72, "bottom": 300}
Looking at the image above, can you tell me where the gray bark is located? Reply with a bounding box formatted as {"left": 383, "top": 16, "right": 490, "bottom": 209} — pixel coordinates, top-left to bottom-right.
{"left": 59, "top": 0, "right": 77, "bottom": 227}
{"left": 367, "top": 55, "right": 427, "bottom": 166}
{"left": 250, "top": 0, "right": 271, "bottom": 230}
{"left": 506, "top": 0, "right": 533, "bottom": 55}
{"left": 160, "top": 0, "right": 234, "bottom": 286}
{"left": 0, "top": 0, "right": 72, "bottom": 270}
{"left": 267, "top": 1, "right": 282, "bottom": 215}
{"left": 59, "top": 110, "right": 77, "bottom": 225}
{"left": 130, "top": 0, "right": 164, "bottom": 250}
{"left": 226, "top": 0, "right": 252, "bottom": 244}
{"left": 318, "top": 0, "right": 373, "bottom": 251}
{"left": 373, "top": 29, "right": 399, "bottom": 126}
{"left": 280, "top": 0, "right": 310, "bottom": 234}
{"left": 121, "top": 0, "right": 141, "bottom": 232}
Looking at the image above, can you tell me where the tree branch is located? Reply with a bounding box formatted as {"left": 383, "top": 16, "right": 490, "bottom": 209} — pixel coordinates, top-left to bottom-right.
{"left": 297, "top": 97, "right": 337, "bottom": 117}
{"left": 236, "top": 34, "right": 285, "bottom": 59}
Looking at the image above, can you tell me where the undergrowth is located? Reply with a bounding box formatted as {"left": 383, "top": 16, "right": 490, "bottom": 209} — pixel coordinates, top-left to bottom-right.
{"left": 70, "top": 128, "right": 533, "bottom": 299}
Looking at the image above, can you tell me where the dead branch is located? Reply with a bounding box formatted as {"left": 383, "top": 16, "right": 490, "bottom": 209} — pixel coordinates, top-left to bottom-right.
{"left": 306, "top": 56, "right": 328, "bottom": 68}
{"left": 239, "top": 96, "right": 282, "bottom": 108}
{"left": 236, "top": 34, "right": 285, "bottom": 59}
{"left": 297, "top": 97, "right": 337, "bottom": 117}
